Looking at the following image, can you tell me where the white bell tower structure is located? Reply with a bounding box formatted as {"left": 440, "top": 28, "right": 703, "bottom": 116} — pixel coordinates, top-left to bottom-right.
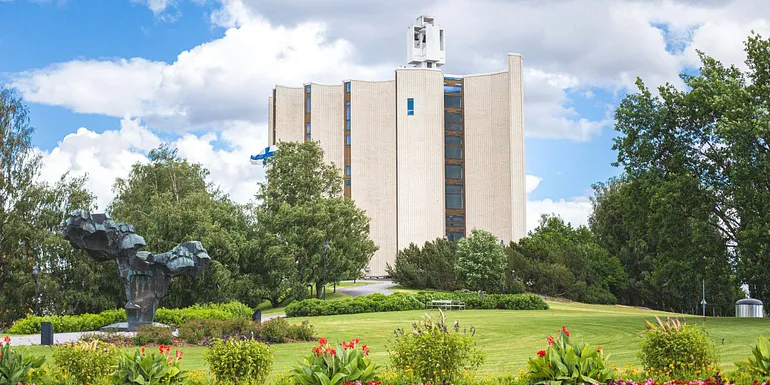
{"left": 406, "top": 16, "right": 445, "bottom": 68}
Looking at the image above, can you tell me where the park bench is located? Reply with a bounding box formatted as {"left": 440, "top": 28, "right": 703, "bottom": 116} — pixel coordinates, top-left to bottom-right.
{"left": 426, "top": 299, "right": 466, "bottom": 310}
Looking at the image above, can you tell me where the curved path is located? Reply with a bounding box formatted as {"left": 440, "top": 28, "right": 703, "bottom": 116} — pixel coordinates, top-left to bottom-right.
{"left": 335, "top": 280, "right": 396, "bottom": 297}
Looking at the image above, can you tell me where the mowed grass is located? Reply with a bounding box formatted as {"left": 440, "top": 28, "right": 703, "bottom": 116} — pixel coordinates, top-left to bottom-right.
{"left": 23, "top": 301, "right": 770, "bottom": 376}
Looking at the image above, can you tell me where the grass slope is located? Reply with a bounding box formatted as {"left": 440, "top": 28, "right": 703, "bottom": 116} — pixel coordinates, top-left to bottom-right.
{"left": 24, "top": 301, "right": 770, "bottom": 377}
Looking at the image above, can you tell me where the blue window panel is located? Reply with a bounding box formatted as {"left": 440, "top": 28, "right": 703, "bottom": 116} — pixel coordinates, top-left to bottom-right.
{"left": 306, "top": 122, "right": 311, "bottom": 134}
{"left": 345, "top": 179, "right": 351, "bottom": 186}
{"left": 306, "top": 133, "right": 311, "bottom": 141}
{"left": 346, "top": 106, "right": 351, "bottom": 120}
{"left": 346, "top": 134, "right": 351, "bottom": 146}
{"left": 346, "top": 101, "right": 351, "bottom": 106}
{"left": 346, "top": 165, "right": 351, "bottom": 176}
{"left": 306, "top": 96, "right": 311, "bottom": 113}
{"left": 345, "top": 82, "right": 351, "bottom": 93}
{"left": 346, "top": 120, "right": 351, "bottom": 131}
{"left": 407, "top": 98, "right": 414, "bottom": 115}
{"left": 444, "top": 85, "right": 462, "bottom": 94}
{"left": 305, "top": 84, "right": 311, "bottom": 93}
{"left": 445, "top": 95, "right": 462, "bottom": 108}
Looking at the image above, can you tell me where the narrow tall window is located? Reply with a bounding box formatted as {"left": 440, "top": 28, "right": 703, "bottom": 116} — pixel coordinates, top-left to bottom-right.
{"left": 407, "top": 98, "right": 414, "bottom": 115}
{"left": 440, "top": 30, "right": 445, "bottom": 51}
{"left": 346, "top": 165, "right": 351, "bottom": 176}
{"left": 305, "top": 84, "right": 311, "bottom": 93}
{"left": 346, "top": 134, "right": 351, "bottom": 146}
{"left": 345, "top": 82, "right": 351, "bottom": 93}
{"left": 346, "top": 106, "right": 351, "bottom": 120}
{"left": 346, "top": 120, "right": 351, "bottom": 131}
{"left": 306, "top": 122, "right": 311, "bottom": 134}
{"left": 306, "top": 96, "right": 311, "bottom": 113}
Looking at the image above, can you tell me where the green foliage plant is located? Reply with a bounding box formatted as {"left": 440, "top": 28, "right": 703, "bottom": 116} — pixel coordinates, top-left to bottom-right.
{"left": 113, "top": 345, "right": 185, "bottom": 385}
{"left": 0, "top": 336, "right": 45, "bottom": 385}
{"left": 638, "top": 316, "right": 720, "bottom": 379}
{"left": 53, "top": 340, "right": 118, "bottom": 384}
{"left": 525, "top": 326, "right": 615, "bottom": 385}
{"left": 387, "top": 310, "right": 485, "bottom": 384}
{"left": 456, "top": 229, "right": 507, "bottom": 292}
{"left": 204, "top": 337, "right": 273, "bottom": 385}
{"left": 733, "top": 335, "right": 770, "bottom": 382}
{"left": 292, "top": 337, "right": 378, "bottom": 385}
{"left": 133, "top": 325, "right": 174, "bottom": 346}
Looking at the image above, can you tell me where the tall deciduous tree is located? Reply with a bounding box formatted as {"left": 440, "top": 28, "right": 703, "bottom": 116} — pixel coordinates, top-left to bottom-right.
{"left": 0, "top": 87, "right": 118, "bottom": 325}
{"left": 612, "top": 32, "right": 770, "bottom": 303}
{"left": 590, "top": 175, "right": 742, "bottom": 314}
{"left": 109, "top": 145, "right": 250, "bottom": 308}
{"left": 251, "top": 141, "right": 377, "bottom": 300}
{"left": 456, "top": 229, "right": 506, "bottom": 292}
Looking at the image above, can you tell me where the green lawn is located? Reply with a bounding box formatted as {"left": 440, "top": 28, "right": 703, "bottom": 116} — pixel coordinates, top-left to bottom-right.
{"left": 23, "top": 301, "right": 770, "bottom": 377}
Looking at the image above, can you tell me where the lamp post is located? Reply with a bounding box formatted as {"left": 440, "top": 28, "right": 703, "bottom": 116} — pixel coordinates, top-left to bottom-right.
{"left": 323, "top": 241, "right": 330, "bottom": 300}
{"left": 32, "top": 266, "right": 39, "bottom": 316}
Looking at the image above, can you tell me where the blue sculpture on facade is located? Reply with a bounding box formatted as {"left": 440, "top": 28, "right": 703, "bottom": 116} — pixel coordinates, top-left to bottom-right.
{"left": 62, "top": 210, "right": 210, "bottom": 330}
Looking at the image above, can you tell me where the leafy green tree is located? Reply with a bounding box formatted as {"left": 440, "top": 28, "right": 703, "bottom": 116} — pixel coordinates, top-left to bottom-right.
{"left": 0, "top": 87, "right": 119, "bottom": 324}
{"left": 509, "top": 215, "right": 626, "bottom": 304}
{"left": 456, "top": 229, "right": 506, "bottom": 292}
{"left": 610, "top": 33, "right": 770, "bottom": 304}
{"left": 590, "top": 175, "right": 742, "bottom": 314}
{"left": 386, "top": 238, "right": 459, "bottom": 291}
{"left": 252, "top": 141, "right": 377, "bottom": 300}
{"left": 109, "top": 146, "right": 250, "bottom": 308}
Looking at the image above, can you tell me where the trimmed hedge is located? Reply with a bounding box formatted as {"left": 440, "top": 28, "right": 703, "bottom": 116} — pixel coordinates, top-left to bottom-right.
{"left": 8, "top": 301, "right": 253, "bottom": 334}
{"left": 285, "top": 291, "right": 548, "bottom": 317}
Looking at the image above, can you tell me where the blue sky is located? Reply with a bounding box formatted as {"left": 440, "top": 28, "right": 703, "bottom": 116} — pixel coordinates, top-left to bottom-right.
{"left": 1, "top": 0, "right": 766, "bottom": 230}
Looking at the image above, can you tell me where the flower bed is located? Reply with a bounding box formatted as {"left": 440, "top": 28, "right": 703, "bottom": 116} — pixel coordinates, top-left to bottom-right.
{"left": 285, "top": 291, "right": 548, "bottom": 317}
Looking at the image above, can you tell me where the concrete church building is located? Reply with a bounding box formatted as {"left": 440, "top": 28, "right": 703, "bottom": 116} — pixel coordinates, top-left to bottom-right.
{"left": 266, "top": 16, "right": 526, "bottom": 277}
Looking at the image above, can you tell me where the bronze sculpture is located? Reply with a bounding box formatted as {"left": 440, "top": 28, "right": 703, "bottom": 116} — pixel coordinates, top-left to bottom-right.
{"left": 62, "top": 210, "right": 210, "bottom": 331}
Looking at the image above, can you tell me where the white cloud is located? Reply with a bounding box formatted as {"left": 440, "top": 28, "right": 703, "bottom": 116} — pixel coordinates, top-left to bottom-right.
{"left": 37, "top": 118, "right": 266, "bottom": 210}
{"left": 38, "top": 118, "right": 161, "bottom": 210}
{"left": 11, "top": 4, "right": 394, "bottom": 132}
{"left": 526, "top": 174, "right": 593, "bottom": 233}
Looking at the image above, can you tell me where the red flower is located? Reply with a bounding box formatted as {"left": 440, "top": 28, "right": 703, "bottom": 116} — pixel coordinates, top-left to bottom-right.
{"left": 313, "top": 346, "right": 322, "bottom": 356}
{"left": 362, "top": 345, "right": 369, "bottom": 356}
{"left": 351, "top": 338, "right": 359, "bottom": 345}
{"left": 597, "top": 346, "right": 603, "bottom": 354}
{"left": 324, "top": 347, "right": 337, "bottom": 355}
{"left": 537, "top": 350, "right": 546, "bottom": 357}
{"left": 175, "top": 350, "right": 183, "bottom": 361}
{"left": 2, "top": 336, "right": 9, "bottom": 345}
{"left": 547, "top": 336, "right": 555, "bottom": 346}
{"left": 141, "top": 347, "right": 145, "bottom": 355}
{"left": 561, "top": 326, "right": 570, "bottom": 337}
{"left": 319, "top": 337, "right": 328, "bottom": 345}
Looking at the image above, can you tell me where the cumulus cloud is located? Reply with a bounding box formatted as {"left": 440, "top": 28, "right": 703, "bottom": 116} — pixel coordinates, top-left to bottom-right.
{"left": 38, "top": 119, "right": 266, "bottom": 210}
{"left": 526, "top": 174, "right": 593, "bottom": 233}
{"left": 11, "top": 4, "right": 394, "bottom": 132}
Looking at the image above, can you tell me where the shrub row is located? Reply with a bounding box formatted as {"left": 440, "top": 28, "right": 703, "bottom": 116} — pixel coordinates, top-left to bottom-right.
{"left": 412, "top": 291, "right": 550, "bottom": 311}
{"left": 284, "top": 291, "right": 548, "bottom": 317}
{"left": 8, "top": 300, "right": 252, "bottom": 334}
{"left": 178, "top": 317, "right": 316, "bottom": 344}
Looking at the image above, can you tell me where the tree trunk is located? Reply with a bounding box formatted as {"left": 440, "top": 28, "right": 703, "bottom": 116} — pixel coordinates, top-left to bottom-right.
{"left": 315, "top": 282, "right": 324, "bottom": 299}
{"left": 333, "top": 282, "right": 336, "bottom": 293}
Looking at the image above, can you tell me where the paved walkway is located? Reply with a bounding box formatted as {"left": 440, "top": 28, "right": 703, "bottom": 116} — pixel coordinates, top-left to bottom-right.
{"left": 9, "top": 313, "right": 286, "bottom": 346}
{"left": 336, "top": 280, "right": 396, "bottom": 297}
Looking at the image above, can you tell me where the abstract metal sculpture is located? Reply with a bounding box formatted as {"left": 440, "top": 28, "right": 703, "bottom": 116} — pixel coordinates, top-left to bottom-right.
{"left": 62, "top": 210, "right": 211, "bottom": 330}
